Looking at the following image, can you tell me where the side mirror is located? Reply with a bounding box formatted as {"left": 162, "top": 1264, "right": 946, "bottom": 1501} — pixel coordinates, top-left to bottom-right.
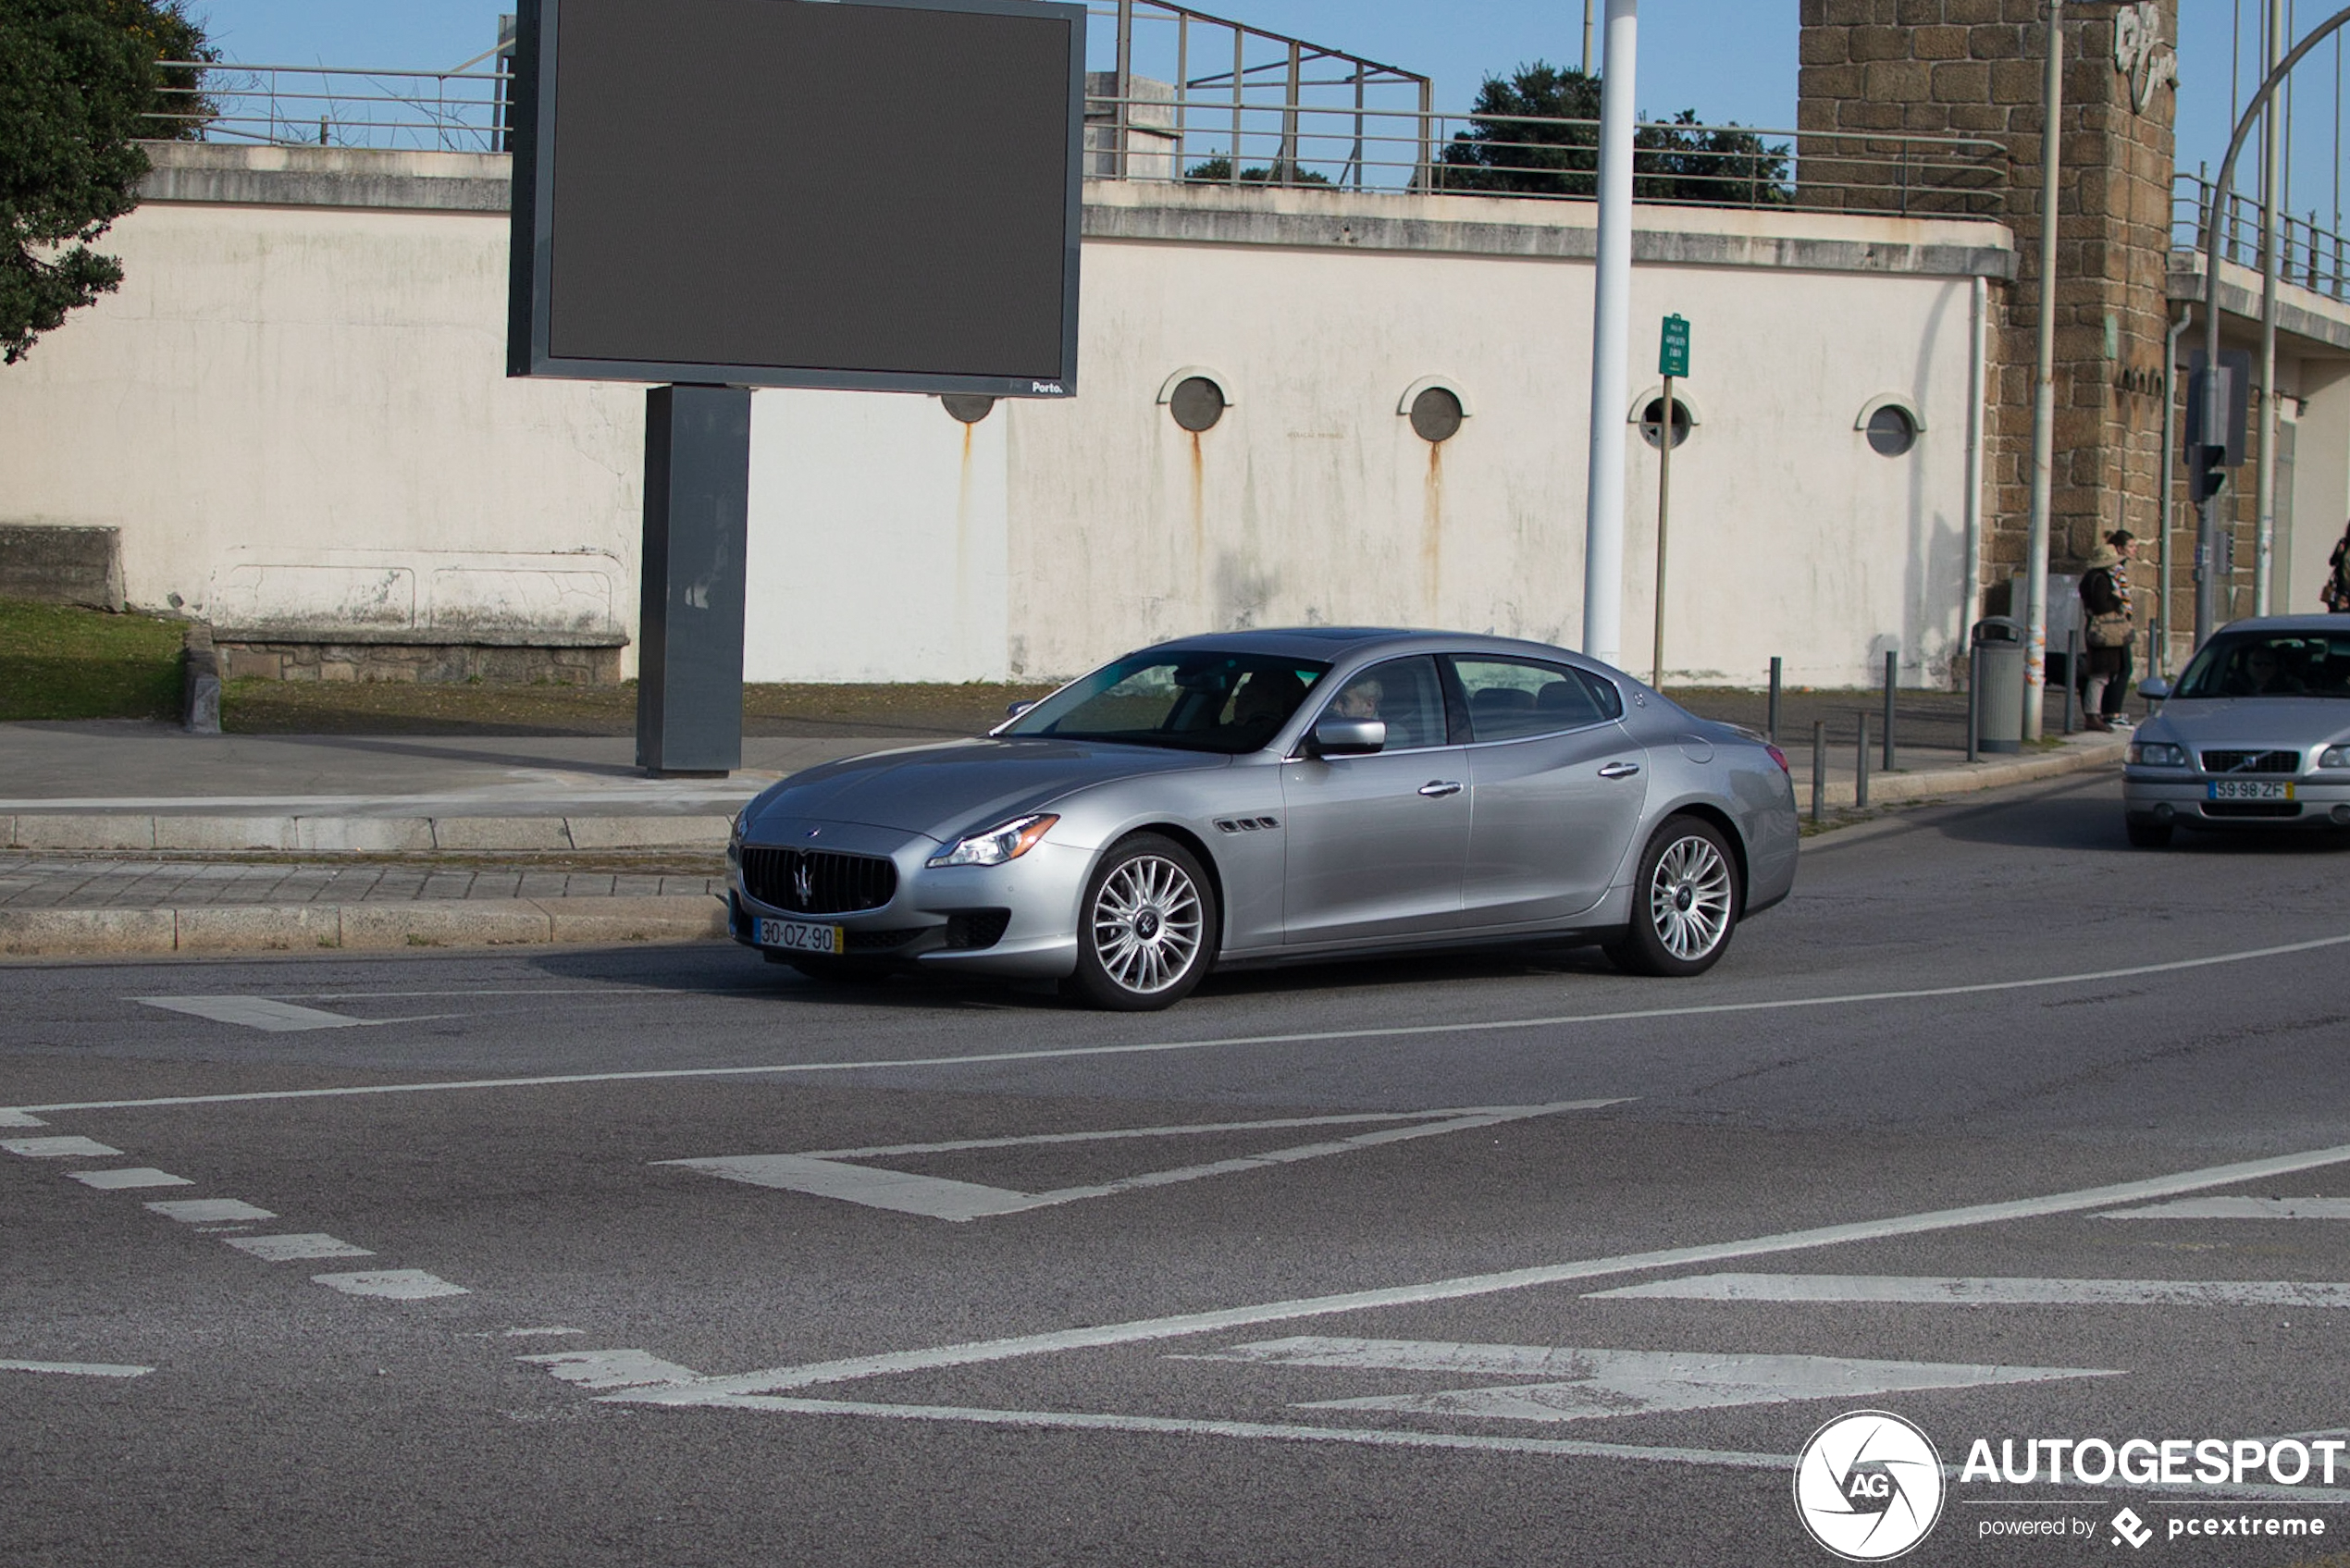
{"left": 1005, "top": 700, "right": 1036, "bottom": 720}
{"left": 1307, "top": 717, "right": 1386, "bottom": 757}
{"left": 2136, "top": 678, "right": 2171, "bottom": 701}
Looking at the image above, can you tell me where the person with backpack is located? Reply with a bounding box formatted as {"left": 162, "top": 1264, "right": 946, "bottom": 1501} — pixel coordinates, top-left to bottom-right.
{"left": 2078, "top": 530, "right": 2138, "bottom": 731}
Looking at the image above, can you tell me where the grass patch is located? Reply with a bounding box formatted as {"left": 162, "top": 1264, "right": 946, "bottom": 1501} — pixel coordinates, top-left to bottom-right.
{"left": 0, "top": 599, "right": 184, "bottom": 722}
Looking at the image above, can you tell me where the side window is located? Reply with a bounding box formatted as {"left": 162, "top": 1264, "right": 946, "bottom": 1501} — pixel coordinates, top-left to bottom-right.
{"left": 1316, "top": 656, "right": 1448, "bottom": 750}
{"left": 1450, "top": 657, "right": 1614, "bottom": 742}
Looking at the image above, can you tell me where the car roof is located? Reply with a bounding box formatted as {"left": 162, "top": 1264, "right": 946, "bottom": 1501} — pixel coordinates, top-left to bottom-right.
{"left": 2215, "top": 615, "right": 2350, "bottom": 635}
{"left": 1137, "top": 626, "right": 1610, "bottom": 669}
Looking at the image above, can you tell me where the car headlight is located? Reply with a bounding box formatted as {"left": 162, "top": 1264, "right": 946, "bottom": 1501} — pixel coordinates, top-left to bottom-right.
{"left": 2127, "top": 742, "right": 2187, "bottom": 767}
{"left": 927, "top": 813, "right": 1058, "bottom": 869}
{"left": 2321, "top": 746, "right": 2350, "bottom": 769}
{"left": 727, "top": 816, "right": 743, "bottom": 868}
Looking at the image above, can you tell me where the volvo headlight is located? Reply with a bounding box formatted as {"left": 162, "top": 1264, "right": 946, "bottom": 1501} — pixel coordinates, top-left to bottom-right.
{"left": 927, "top": 813, "right": 1058, "bottom": 869}
{"left": 2127, "top": 742, "right": 2187, "bottom": 767}
{"left": 2320, "top": 746, "right": 2350, "bottom": 769}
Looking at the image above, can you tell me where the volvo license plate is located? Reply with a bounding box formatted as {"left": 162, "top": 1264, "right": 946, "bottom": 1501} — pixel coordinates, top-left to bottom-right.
{"left": 2208, "top": 780, "right": 2294, "bottom": 801}
{"left": 757, "top": 917, "right": 845, "bottom": 955}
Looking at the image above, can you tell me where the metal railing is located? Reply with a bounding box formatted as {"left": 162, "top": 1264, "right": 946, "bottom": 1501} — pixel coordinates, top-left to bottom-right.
{"left": 151, "top": 62, "right": 513, "bottom": 153}
{"left": 1089, "top": 93, "right": 2006, "bottom": 216}
{"left": 2173, "top": 171, "right": 2349, "bottom": 301}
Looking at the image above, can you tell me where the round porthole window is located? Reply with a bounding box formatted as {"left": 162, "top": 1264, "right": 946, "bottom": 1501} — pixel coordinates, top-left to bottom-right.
{"left": 1168, "top": 376, "right": 1226, "bottom": 433}
{"left": 1866, "top": 403, "right": 1918, "bottom": 456}
{"left": 1639, "top": 397, "right": 1692, "bottom": 451}
{"left": 1408, "top": 386, "right": 1464, "bottom": 443}
{"left": 940, "top": 394, "right": 996, "bottom": 425}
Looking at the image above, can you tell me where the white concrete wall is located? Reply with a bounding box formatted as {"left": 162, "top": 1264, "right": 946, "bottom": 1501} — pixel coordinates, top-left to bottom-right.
{"left": 2288, "top": 363, "right": 2350, "bottom": 614}
{"left": 0, "top": 150, "right": 2019, "bottom": 689}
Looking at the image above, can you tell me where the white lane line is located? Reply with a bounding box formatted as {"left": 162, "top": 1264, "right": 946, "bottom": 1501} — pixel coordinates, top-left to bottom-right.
{"left": 30, "top": 930, "right": 2350, "bottom": 1116}
{"left": 0, "top": 1109, "right": 46, "bottom": 1127}
{"left": 2098, "top": 1196, "right": 2350, "bottom": 1220}
{"left": 625, "top": 1137, "right": 2350, "bottom": 1402}
{"left": 226, "top": 1233, "right": 373, "bottom": 1263}
{"left": 135, "top": 996, "right": 376, "bottom": 1033}
{"left": 498, "top": 1327, "right": 586, "bottom": 1339}
{"left": 798, "top": 1105, "right": 1616, "bottom": 1160}
{"left": 1590, "top": 1273, "right": 2350, "bottom": 1308}
{"left": 667, "top": 1103, "right": 1618, "bottom": 1223}
{"left": 145, "top": 1198, "right": 276, "bottom": 1223}
{"left": 606, "top": 1389, "right": 1795, "bottom": 1468}
{"left": 312, "top": 1269, "right": 468, "bottom": 1301}
{"left": 68, "top": 1167, "right": 192, "bottom": 1190}
{"left": 4, "top": 1135, "right": 121, "bottom": 1158}
{"left": 0, "top": 1360, "right": 153, "bottom": 1379}
{"left": 1186, "top": 1336, "right": 2117, "bottom": 1422}
{"left": 521, "top": 1350, "right": 701, "bottom": 1390}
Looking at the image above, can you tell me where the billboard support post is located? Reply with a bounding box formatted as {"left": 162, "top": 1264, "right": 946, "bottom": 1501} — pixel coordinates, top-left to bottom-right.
{"left": 637, "top": 385, "right": 752, "bottom": 777}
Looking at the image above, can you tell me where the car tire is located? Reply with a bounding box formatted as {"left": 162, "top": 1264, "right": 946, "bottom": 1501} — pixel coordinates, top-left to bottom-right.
{"left": 1605, "top": 815, "right": 1741, "bottom": 978}
{"left": 1067, "top": 833, "right": 1218, "bottom": 1011}
{"left": 2125, "top": 820, "right": 2173, "bottom": 849}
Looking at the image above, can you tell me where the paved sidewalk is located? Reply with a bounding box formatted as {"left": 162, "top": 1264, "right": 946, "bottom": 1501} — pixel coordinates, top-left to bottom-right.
{"left": 0, "top": 858, "right": 724, "bottom": 910}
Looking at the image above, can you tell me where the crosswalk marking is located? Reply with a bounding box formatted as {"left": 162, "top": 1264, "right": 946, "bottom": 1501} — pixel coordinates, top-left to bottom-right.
{"left": 0, "top": 1360, "right": 153, "bottom": 1379}
{"left": 523, "top": 1350, "right": 701, "bottom": 1390}
{"left": 1187, "top": 1337, "right": 2118, "bottom": 1422}
{"left": 1590, "top": 1273, "right": 2350, "bottom": 1307}
{"left": 68, "top": 1168, "right": 192, "bottom": 1190}
{"left": 662, "top": 1101, "right": 1621, "bottom": 1223}
{"left": 226, "top": 1234, "right": 372, "bottom": 1263}
{"left": 0, "top": 1110, "right": 46, "bottom": 1128}
{"left": 136, "top": 996, "right": 375, "bottom": 1033}
{"left": 145, "top": 1198, "right": 276, "bottom": 1223}
{"left": 3, "top": 1136, "right": 120, "bottom": 1158}
{"left": 312, "top": 1269, "right": 467, "bottom": 1301}
{"left": 2098, "top": 1196, "right": 2350, "bottom": 1220}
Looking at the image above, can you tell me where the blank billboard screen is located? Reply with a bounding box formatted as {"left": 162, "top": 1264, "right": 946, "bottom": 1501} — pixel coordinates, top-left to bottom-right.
{"left": 510, "top": 0, "right": 1083, "bottom": 394}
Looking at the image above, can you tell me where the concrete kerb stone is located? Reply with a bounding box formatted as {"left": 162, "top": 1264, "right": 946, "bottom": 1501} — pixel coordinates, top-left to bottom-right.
{"left": 563, "top": 815, "right": 734, "bottom": 850}
{"left": 1804, "top": 731, "right": 2125, "bottom": 823}
{"left": 0, "top": 895, "right": 727, "bottom": 959}
{"left": 430, "top": 816, "right": 575, "bottom": 853}
{"left": 6, "top": 813, "right": 738, "bottom": 854}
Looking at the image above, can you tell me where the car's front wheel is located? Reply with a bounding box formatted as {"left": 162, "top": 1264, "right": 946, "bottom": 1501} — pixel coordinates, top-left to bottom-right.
{"left": 1606, "top": 815, "right": 1740, "bottom": 978}
{"left": 1068, "top": 833, "right": 1217, "bottom": 1010}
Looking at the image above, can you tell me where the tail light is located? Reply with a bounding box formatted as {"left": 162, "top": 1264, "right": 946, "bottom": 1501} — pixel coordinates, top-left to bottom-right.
{"left": 1765, "top": 744, "right": 1790, "bottom": 774}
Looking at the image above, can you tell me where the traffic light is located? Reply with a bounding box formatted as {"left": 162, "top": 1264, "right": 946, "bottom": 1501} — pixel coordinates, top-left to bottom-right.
{"left": 2188, "top": 441, "right": 2228, "bottom": 502}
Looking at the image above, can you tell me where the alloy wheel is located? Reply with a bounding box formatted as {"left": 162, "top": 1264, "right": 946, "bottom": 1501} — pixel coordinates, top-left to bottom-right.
{"left": 1647, "top": 833, "right": 1734, "bottom": 961}
{"left": 1089, "top": 854, "right": 1204, "bottom": 995}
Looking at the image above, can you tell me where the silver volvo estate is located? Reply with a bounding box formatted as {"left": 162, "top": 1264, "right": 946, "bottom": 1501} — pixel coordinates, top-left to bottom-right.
{"left": 726, "top": 629, "right": 1801, "bottom": 1009}
{"left": 2125, "top": 616, "right": 2350, "bottom": 846}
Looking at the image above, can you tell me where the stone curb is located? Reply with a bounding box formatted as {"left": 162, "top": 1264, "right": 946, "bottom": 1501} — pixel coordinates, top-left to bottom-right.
{"left": 0, "top": 895, "right": 728, "bottom": 958}
{"left": 0, "top": 813, "right": 736, "bottom": 855}
{"left": 1800, "top": 730, "right": 2125, "bottom": 815}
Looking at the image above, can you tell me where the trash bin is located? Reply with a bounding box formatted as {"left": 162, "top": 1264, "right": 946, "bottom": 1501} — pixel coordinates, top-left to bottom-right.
{"left": 1972, "top": 616, "right": 2024, "bottom": 754}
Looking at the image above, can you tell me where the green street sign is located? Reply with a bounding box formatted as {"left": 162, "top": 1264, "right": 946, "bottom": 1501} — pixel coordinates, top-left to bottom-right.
{"left": 1659, "top": 314, "right": 1690, "bottom": 378}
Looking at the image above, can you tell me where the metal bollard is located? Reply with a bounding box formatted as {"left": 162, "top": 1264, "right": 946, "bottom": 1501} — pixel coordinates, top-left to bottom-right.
{"left": 1855, "top": 711, "right": 1871, "bottom": 810}
{"left": 1882, "top": 649, "right": 1898, "bottom": 772}
{"left": 1811, "top": 719, "right": 1826, "bottom": 822}
{"left": 1965, "top": 645, "right": 1981, "bottom": 764}
{"left": 1767, "top": 657, "right": 1783, "bottom": 745}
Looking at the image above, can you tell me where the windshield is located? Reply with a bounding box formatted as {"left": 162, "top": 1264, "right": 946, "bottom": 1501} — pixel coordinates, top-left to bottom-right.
{"left": 1001, "top": 652, "right": 1330, "bottom": 753}
{"left": 2175, "top": 633, "right": 2350, "bottom": 699}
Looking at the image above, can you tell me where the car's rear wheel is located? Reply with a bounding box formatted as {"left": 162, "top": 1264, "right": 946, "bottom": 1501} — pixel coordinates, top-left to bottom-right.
{"left": 1606, "top": 815, "right": 1740, "bottom": 978}
{"left": 2125, "top": 820, "right": 2173, "bottom": 849}
{"left": 1068, "top": 833, "right": 1216, "bottom": 1011}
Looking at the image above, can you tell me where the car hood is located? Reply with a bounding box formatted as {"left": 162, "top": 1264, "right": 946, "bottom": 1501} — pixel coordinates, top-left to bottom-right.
{"left": 2145, "top": 697, "right": 2350, "bottom": 749}
{"left": 742, "top": 737, "right": 1231, "bottom": 841}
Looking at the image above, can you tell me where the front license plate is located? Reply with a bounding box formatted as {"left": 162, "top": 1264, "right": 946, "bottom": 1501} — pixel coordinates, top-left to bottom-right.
{"left": 2208, "top": 780, "right": 2294, "bottom": 801}
{"left": 756, "top": 917, "right": 845, "bottom": 955}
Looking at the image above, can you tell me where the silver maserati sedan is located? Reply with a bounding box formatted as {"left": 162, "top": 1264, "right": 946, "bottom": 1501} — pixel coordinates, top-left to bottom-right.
{"left": 725, "top": 629, "right": 1800, "bottom": 1009}
{"left": 2124, "top": 615, "right": 2350, "bottom": 847}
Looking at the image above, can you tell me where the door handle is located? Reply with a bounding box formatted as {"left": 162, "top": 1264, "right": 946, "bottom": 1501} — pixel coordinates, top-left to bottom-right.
{"left": 1417, "top": 780, "right": 1464, "bottom": 797}
{"left": 1598, "top": 761, "right": 1642, "bottom": 779}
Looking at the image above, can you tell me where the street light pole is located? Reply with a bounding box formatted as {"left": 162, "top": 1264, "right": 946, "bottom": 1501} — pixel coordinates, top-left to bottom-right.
{"left": 1583, "top": 0, "right": 1595, "bottom": 75}
{"left": 1580, "top": 0, "right": 1638, "bottom": 669}
{"left": 2022, "top": 0, "right": 2066, "bottom": 740}
{"left": 2255, "top": 0, "right": 2284, "bottom": 614}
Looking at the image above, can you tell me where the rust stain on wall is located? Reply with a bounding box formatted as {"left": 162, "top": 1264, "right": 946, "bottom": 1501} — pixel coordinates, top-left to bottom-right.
{"left": 1422, "top": 440, "right": 1444, "bottom": 618}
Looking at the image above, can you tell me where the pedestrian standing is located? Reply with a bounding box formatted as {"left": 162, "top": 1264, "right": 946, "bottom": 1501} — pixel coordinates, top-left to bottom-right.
{"left": 2325, "top": 522, "right": 2350, "bottom": 612}
{"left": 2078, "top": 530, "right": 2137, "bottom": 732}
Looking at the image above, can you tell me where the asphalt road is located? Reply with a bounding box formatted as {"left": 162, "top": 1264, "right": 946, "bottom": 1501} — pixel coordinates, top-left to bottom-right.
{"left": 6, "top": 772, "right": 2350, "bottom": 1567}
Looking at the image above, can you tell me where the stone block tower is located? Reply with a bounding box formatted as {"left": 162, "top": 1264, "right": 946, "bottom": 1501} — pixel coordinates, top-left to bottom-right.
{"left": 1799, "top": 0, "right": 2181, "bottom": 613}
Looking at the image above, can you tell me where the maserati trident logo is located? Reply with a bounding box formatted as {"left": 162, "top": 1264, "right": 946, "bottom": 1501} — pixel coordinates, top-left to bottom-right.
{"left": 792, "top": 860, "right": 815, "bottom": 907}
{"left": 1793, "top": 1411, "right": 1945, "bottom": 1561}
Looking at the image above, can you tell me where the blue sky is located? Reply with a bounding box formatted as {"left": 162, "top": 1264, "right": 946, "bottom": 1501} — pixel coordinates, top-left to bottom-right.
{"left": 185, "top": 1, "right": 2346, "bottom": 226}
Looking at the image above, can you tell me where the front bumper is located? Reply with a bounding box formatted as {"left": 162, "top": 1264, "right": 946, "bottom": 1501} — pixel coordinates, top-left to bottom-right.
{"left": 727, "top": 817, "right": 1088, "bottom": 979}
{"left": 2123, "top": 770, "right": 2350, "bottom": 828}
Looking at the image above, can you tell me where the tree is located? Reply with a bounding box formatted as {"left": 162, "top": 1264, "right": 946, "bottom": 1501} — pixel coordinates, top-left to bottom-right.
{"left": 0, "top": 0, "right": 212, "bottom": 364}
{"left": 1185, "top": 155, "right": 1332, "bottom": 188}
{"left": 1438, "top": 61, "right": 1788, "bottom": 207}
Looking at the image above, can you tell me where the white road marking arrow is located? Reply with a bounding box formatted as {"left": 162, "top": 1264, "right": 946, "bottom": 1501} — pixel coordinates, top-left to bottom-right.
{"left": 1190, "top": 1336, "right": 2118, "bottom": 1422}
{"left": 659, "top": 1101, "right": 1624, "bottom": 1222}
{"left": 136, "top": 996, "right": 377, "bottom": 1032}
